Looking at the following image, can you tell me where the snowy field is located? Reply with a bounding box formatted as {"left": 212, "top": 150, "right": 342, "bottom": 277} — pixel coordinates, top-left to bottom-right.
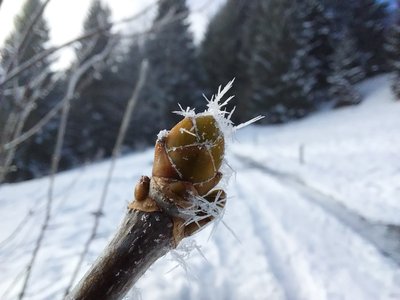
{"left": 0, "top": 75, "right": 399, "bottom": 300}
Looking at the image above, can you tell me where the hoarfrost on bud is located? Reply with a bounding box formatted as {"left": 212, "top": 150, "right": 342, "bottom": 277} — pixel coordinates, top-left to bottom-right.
{"left": 143, "top": 80, "right": 264, "bottom": 281}
{"left": 169, "top": 239, "right": 200, "bottom": 275}
{"left": 173, "top": 79, "right": 264, "bottom": 141}
{"left": 181, "top": 190, "right": 226, "bottom": 228}
{"left": 152, "top": 79, "right": 264, "bottom": 226}
{"left": 157, "top": 129, "right": 169, "bottom": 141}
{"left": 150, "top": 80, "right": 263, "bottom": 243}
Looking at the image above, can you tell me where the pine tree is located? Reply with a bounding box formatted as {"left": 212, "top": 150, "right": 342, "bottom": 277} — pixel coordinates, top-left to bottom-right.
{"left": 65, "top": 0, "right": 119, "bottom": 164}
{"left": 113, "top": 40, "right": 149, "bottom": 147}
{"left": 200, "top": 0, "right": 256, "bottom": 122}
{"left": 328, "top": 33, "right": 364, "bottom": 107}
{"left": 323, "top": 0, "right": 389, "bottom": 76}
{"left": 351, "top": 0, "right": 389, "bottom": 75}
{"left": 248, "top": 0, "right": 314, "bottom": 123}
{"left": 295, "top": 0, "right": 335, "bottom": 103}
{"left": 0, "top": 0, "right": 55, "bottom": 181}
{"left": 1, "top": 0, "right": 50, "bottom": 84}
{"left": 142, "top": 0, "right": 203, "bottom": 131}
{"left": 386, "top": 2, "right": 400, "bottom": 100}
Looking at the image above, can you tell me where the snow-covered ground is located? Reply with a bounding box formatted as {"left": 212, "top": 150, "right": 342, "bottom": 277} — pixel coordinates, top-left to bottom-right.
{"left": 0, "top": 75, "right": 399, "bottom": 300}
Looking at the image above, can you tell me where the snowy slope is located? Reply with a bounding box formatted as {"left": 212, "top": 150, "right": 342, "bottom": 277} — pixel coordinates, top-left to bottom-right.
{"left": 0, "top": 75, "right": 399, "bottom": 300}
{"left": 234, "top": 75, "right": 400, "bottom": 225}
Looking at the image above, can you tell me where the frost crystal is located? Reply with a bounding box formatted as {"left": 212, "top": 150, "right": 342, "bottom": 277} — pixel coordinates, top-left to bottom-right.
{"left": 157, "top": 129, "right": 169, "bottom": 141}
{"left": 170, "top": 80, "right": 264, "bottom": 229}
{"left": 169, "top": 239, "right": 207, "bottom": 277}
{"left": 174, "top": 79, "right": 264, "bottom": 141}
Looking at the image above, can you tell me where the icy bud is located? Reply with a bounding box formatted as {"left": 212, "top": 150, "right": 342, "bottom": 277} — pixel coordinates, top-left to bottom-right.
{"left": 152, "top": 115, "right": 224, "bottom": 196}
{"left": 152, "top": 79, "right": 263, "bottom": 197}
{"left": 129, "top": 80, "right": 264, "bottom": 241}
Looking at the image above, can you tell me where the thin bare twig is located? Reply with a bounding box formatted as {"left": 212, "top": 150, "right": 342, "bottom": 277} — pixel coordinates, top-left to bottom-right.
{"left": 0, "top": 0, "right": 214, "bottom": 89}
{"left": 0, "top": 209, "right": 34, "bottom": 250}
{"left": 4, "top": 0, "right": 52, "bottom": 75}
{"left": 0, "top": 70, "right": 55, "bottom": 183}
{"left": 2, "top": 93, "right": 65, "bottom": 152}
{"left": 0, "top": 0, "right": 161, "bottom": 88}
{"left": 0, "top": 37, "right": 111, "bottom": 152}
{"left": 17, "top": 40, "right": 115, "bottom": 300}
{"left": 63, "top": 60, "right": 149, "bottom": 298}
{"left": 0, "top": 164, "right": 84, "bottom": 251}
{"left": 1, "top": 0, "right": 210, "bottom": 154}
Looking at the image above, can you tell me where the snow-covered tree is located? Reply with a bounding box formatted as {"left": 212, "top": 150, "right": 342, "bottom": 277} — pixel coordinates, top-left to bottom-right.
{"left": 116, "top": 41, "right": 152, "bottom": 147}
{"left": 350, "top": 0, "right": 389, "bottom": 75}
{"left": 328, "top": 33, "right": 364, "bottom": 107}
{"left": 323, "top": 0, "right": 389, "bottom": 76}
{"left": 65, "top": 0, "right": 119, "bottom": 164}
{"left": 295, "top": 0, "right": 335, "bottom": 103}
{"left": 386, "top": 2, "right": 400, "bottom": 100}
{"left": 142, "top": 0, "right": 204, "bottom": 130}
{"left": 248, "top": 0, "right": 315, "bottom": 123}
{"left": 0, "top": 0, "right": 50, "bottom": 85}
{"left": 200, "top": 0, "right": 256, "bottom": 122}
{"left": 0, "top": 0, "right": 54, "bottom": 181}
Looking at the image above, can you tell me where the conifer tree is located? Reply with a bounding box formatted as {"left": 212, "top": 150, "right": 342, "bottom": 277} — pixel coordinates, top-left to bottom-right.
{"left": 386, "top": 2, "right": 400, "bottom": 100}
{"left": 323, "top": 0, "right": 389, "bottom": 76}
{"left": 248, "top": 0, "right": 314, "bottom": 123}
{"left": 295, "top": 0, "right": 335, "bottom": 103}
{"left": 1, "top": 0, "right": 50, "bottom": 84}
{"left": 142, "top": 0, "right": 203, "bottom": 130}
{"left": 114, "top": 41, "right": 149, "bottom": 147}
{"left": 200, "top": 0, "right": 256, "bottom": 122}
{"left": 0, "top": 0, "right": 54, "bottom": 181}
{"left": 65, "top": 0, "right": 118, "bottom": 164}
{"left": 328, "top": 33, "right": 364, "bottom": 107}
{"left": 350, "top": 0, "right": 389, "bottom": 75}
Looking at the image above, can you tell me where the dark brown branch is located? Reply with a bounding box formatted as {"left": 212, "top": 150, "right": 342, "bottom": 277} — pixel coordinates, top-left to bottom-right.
{"left": 66, "top": 209, "right": 174, "bottom": 300}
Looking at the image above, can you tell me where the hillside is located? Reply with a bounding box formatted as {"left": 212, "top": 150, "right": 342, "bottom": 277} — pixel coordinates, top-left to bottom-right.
{"left": 0, "top": 75, "right": 399, "bottom": 300}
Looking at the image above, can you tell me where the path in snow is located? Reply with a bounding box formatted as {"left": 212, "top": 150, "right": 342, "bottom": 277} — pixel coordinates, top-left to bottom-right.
{"left": 233, "top": 152, "right": 400, "bottom": 266}
{"left": 229, "top": 154, "right": 400, "bottom": 300}
{"left": 2, "top": 150, "right": 399, "bottom": 300}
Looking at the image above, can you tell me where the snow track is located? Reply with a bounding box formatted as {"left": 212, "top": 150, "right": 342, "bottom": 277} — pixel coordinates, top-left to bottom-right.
{"left": 233, "top": 153, "right": 400, "bottom": 266}
{"left": 232, "top": 159, "right": 400, "bottom": 300}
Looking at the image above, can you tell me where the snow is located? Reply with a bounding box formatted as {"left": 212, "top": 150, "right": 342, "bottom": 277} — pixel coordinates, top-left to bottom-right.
{"left": 234, "top": 74, "right": 400, "bottom": 225}
{"left": 1, "top": 75, "right": 400, "bottom": 300}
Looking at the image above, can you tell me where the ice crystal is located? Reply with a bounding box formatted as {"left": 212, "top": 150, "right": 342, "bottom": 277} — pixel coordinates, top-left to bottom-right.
{"left": 174, "top": 79, "right": 264, "bottom": 141}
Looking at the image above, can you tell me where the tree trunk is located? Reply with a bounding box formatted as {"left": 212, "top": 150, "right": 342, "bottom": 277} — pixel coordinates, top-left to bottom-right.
{"left": 66, "top": 209, "right": 173, "bottom": 300}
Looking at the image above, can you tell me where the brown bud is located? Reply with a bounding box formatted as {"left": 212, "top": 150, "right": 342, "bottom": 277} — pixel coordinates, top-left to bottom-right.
{"left": 134, "top": 176, "right": 150, "bottom": 202}
{"left": 152, "top": 139, "right": 180, "bottom": 180}
{"left": 193, "top": 171, "right": 222, "bottom": 196}
{"left": 152, "top": 115, "right": 224, "bottom": 195}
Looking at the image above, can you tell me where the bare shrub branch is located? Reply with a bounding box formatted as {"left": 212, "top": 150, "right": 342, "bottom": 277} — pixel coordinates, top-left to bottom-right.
{"left": 63, "top": 59, "right": 149, "bottom": 297}
{"left": 0, "top": 0, "right": 161, "bottom": 89}
{"left": 0, "top": 69, "right": 56, "bottom": 182}
{"left": 3, "top": 0, "right": 53, "bottom": 74}
{"left": 17, "top": 40, "right": 116, "bottom": 300}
